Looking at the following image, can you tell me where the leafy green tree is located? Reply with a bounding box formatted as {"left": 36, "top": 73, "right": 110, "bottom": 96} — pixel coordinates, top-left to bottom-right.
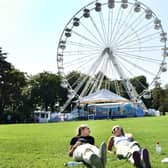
{"left": 0, "top": 47, "right": 28, "bottom": 123}
{"left": 151, "top": 87, "right": 165, "bottom": 115}
{"left": 0, "top": 48, "right": 11, "bottom": 119}
{"left": 29, "top": 72, "right": 66, "bottom": 112}
{"left": 162, "top": 85, "right": 168, "bottom": 113}
{"left": 6, "top": 70, "right": 29, "bottom": 122}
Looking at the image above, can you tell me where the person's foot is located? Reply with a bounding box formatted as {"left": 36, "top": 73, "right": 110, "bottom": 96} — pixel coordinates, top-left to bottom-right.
{"left": 99, "top": 142, "right": 107, "bottom": 168}
{"left": 141, "top": 149, "right": 151, "bottom": 168}
{"left": 90, "top": 154, "right": 103, "bottom": 168}
{"left": 133, "top": 151, "right": 141, "bottom": 168}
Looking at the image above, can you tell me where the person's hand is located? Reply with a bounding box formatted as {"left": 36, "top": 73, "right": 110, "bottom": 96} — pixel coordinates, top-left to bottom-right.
{"left": 74, "top": 141, "right": 82, "bottom": 148}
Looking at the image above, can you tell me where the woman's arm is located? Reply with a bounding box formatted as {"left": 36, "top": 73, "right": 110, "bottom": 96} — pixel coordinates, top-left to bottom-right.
{"left": 68, "top": 141, "right": 82, "bottom": 157}
{"left": 125, "top": 133, "right": 134, "bottom": 141}
{"left": 107, "top": 136, "right": 114, "bottom": 152}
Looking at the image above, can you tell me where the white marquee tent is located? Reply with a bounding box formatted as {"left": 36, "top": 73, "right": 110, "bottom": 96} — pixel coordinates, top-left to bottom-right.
{"left": 78, "top": 89, "right": 129, "bottom": 104}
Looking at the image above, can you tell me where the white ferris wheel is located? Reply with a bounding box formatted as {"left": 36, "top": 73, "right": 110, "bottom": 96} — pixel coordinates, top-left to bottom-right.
{"left": 57, "top": 0, "right": 167, "bottom": 111}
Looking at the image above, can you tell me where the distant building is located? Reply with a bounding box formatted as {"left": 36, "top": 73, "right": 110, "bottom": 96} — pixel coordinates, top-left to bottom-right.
{"left": 34, "top": 111, "right": 51, "bottom": 123}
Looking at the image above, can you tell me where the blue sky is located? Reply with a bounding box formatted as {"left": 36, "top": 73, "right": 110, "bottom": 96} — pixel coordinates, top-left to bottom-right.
{"left": 0, "top": 0, "right": 168, "bottom": 78}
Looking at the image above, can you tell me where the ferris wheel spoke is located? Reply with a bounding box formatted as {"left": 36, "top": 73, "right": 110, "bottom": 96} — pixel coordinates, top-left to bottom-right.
{"left": 111, "top": 9, "right": 142, "bottom": 44}
{"left": 119, "top": 60, "right": 151, "bottom": 90}
{"left": 64, "top": 52, "right": 99, "bottom": 56}
{"left": 73, "top": 54, "right": 103, "bottom": 95}
{"left": 109, "top": 59, "right": 120, "bottom": 80}
{"left": 117, "top": 24, "right": 158, "bottom": 47}
{"left": 119, "top": 45, "right": 162, "bottom": 50}
{"left": 116, "top": 54, "right": 157, "bottom": 76}
{"left": 114, "top": 12, "right": 144, "bottom": 44}
{"left": 89, "top": 16, "right": 106, "bottom": 45}
{"left": 111, "top": 5, "right": 134, "bottom": 43}
{"left": 119, "top": 48, "right": 161, "bottom": 52}
{"left": 118, "top": 22, "right": 159, "bottom": 43}
{"left": 73, "top": 75, "right": 90, "bottom": 97}
{"left": 117, "top": 15, "right": 145, "bottom": 43}
{"left": 65, "top": 54, "right": 100, "bottom": 73}
{"left": 118, "top": 20, "right": 154, "bottom": 46}
{"left": 108, "top": 9, "right": 114, "bottom": 45}
{"left": 118, "top": 32, "right": 160, "bottom": 47}
{"left": 109, "top": 6, "right": 122, "bottom": 43}
{"left": 118, "top": 38, "right": 161, "bottom": 51}
{"left": 116, "top": 59, "right": 134, "bottom": 77}
{"left": 110, "top": 9, "right": 124, "bottom": 43}
{"left": 107, "top": 9, "right": 112, "bottom": 44}
{"left": 95, "top": 73, "right": 104, "bottom": 92}
{"left": 110, "top": 61, "right": 121, "bottom": 95}
{"left": 64, "top": 54, "right": 98, "bottom": 68}
{"left": 63, "top": 52, "right": 99, "bottom": 59}
{"left": 116, "top": 39, "right": 163, "bottom": 50}
{"left": 118, "top": 33, "right": 158, "bottom": 49}
{"left": 63, "top": 49, "right": 100, "bottom": 55}
{"left": 97, "top": 58, "right": 109, "bottom": 91}
{"left": 79, "top": 56, "right": 104, "bottom": 97}
{"left": 66, "top": 40, "right": 102, "bottom": 49}
{"left": 89, "top": 73, "right": 101, "bottom": 94}
{"left": 99, "top": 11, "right": 107, "bottom": 45}
{"left": 90, "top": 57, "right": 108, "bottom": 93}
{"left": 116, "top": 50, "right": 162, "bottom": 63}
{"left": 108, "top": 57, "right": 140, "bottom": 99}
{"left": 115, "top": 58, "right": 147, "bottom": 90}
{"left": 70, "top": 70, "right": 92, "bottom": 89}
{"left": 108, "top": 59, "right": 121, "bottom": 93}
{"left": 80, "top": 21, "right": 104, "bottom": 46}
{"left": 64, "top": 51, "right": 100, "bottom": 58}
{"left": 67, "top": 61, "right": 97, "bottom": 89}
{"left": 115, "top": 58, "right": 150, "bottom": 94}
{"left": 89, "top": 57, "right": 107, "bottom": 94}
{"left": 119, "top": 26, "right": 142, "bottom": 50}
{"left": 89, "top": 66, "right": 104, "bottom": 94}
{"left": 71, "top": 29, "right": 101, "bottom": 47}
{"left": 64, "top": 51, "right": 99, "bottom": 62}
{"left": 66, "top": 58, "right": 99, "bottom": 73}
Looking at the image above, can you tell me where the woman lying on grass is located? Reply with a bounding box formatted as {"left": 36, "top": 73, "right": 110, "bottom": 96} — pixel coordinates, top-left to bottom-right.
{"left": 69, "top": 124, "right": 106, "bottom": 168}
{"left": 107, "top": 125, "right": 151, "bottom": 168}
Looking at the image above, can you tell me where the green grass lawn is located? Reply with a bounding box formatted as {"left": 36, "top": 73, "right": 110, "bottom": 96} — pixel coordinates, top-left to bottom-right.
{"left": 0, "top": 116, "right": 168, "bottom": 168}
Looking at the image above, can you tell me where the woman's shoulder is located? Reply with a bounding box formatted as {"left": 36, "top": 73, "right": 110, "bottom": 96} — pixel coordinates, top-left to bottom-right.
{"left": 70, "top": 135, "right": 94, "bottom": 141}
{"left": 86, "top": 136, "right": 95, "bottom": 144}
{"left": 71, "top": 136, "right": 79, "bottom": 140}
{"left": 88, "top": 135, "right": 94, "bottom": 139}
{"left": 125, "top": 133, "right": 134, "bottom": 141}
{"left": 80, "top": 135, "right": 95, "bottom": 141}
{"left": 70, "top": 136, "right": 79, "bottom": 145}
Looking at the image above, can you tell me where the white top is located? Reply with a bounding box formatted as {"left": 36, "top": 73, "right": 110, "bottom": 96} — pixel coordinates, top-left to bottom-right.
{"left": 114, "top": 135, "right": 130, "bottom": 147}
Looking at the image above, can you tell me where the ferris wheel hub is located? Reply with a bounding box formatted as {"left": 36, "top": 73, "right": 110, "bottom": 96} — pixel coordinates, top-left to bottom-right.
{"left": 102, "top": 47, "right": 113, "bottom": 57}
